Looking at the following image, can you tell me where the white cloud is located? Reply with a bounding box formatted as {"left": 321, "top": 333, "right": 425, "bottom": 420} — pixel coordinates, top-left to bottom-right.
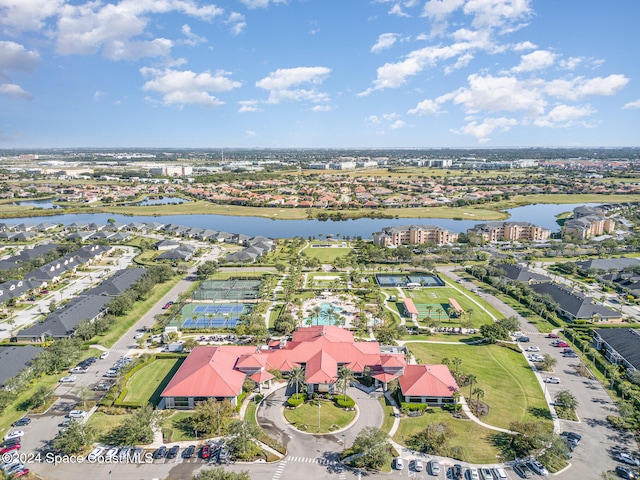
{"left": 388, "top": 3, "right": 410, "bottom": 17}
{"left": 226, "top": 12, "right": 246, "bottom": 35}
{"left": 534, "top": 104, "right": 594, "bottom": 127}
{"left": 451, "top": 73, "right": 546, "bottom": 115}
{"left": 0, "top": 83, "right": 32, "bottom": 99}
{"left": 512, "top": 49, "right": 556, "bottom": 72}
{"left": 455, "top": 116, "right": 517, "bottom": 142}
{"left": 408, "top": 98, "right": 441, "bottom": 115}
{"left": 444, "top": 53, "right": 473, "bottom": 74}
{"left": 623, "top": 100, "right": 640, "bottom": 110}
{"left": 141, "top": 67, "right": 240, "bottom": 107}
{"left": 390, "top": 119, "right": 406, "bottom": 129}
{"left": 311, "top": 105, "right": 332, "bottom": 112}
{"left": 238, "top": 100, "right": 261, "bottom": 113}
{"left": 0, "top": 0, "right": 64, "bottom": 33}
{"left": 422, "top": 0, "right": 464, "bottom": 20}
{"left": 0, "top": 41, "right": 40, "bottom": 73}
{"left": 181, "top": 24, "right": 207, "bottom": 46}
{"left": 366, "top": 112, "right": 405, "bottom": 130}
{"left": 239, "top": 0, "right": 287, "bottom": 9}
{"left": 371, "top": 33, "right": 399, "bottom": 53}
{"left": 559, "top": 56, "right": 582, "bottom": 71}
{"left": 545, "top": 74, "right": 629, "bottom": 100}
{"left": 56, "top": 0, "right": 223, "bottom": 59}
{"left": 512, "top": 40, "right": 537, "bottom": 51}
{"left": 464, "top": 0, "right": 532, "bottom": 29}
{"left": 256, "top": 66, "right": 331, "bottom": 104}
{"left": 245, "top": 130, "right": 257, "bottom": 137}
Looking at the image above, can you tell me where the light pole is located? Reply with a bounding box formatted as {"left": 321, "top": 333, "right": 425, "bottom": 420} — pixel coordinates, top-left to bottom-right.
{"left": 318, "top": 399, "right": 321, "bottom": 432}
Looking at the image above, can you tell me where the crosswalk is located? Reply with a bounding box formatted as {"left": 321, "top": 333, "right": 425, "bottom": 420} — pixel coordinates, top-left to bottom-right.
{"left": 272, "top": 456, "right": 346, "bottom": 479}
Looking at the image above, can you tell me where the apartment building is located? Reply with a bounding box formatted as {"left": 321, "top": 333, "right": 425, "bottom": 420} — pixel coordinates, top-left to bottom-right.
{"left": 372, "top": 224, "right": 458, "bottom": 247}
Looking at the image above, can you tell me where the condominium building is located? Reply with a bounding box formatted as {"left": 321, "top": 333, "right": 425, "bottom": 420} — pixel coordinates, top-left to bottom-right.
{"left": 467, "top": 221, "right": 550, "bottom": 242}
{"left": 372, "top": 224, "right": 458, "bottom": 247}
{"left": 562, "top": 206, "right": 616, "bottom": 240}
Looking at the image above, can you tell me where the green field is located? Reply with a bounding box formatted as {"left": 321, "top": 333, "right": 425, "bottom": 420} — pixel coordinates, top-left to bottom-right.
{"left": 122, "top": 358, "right": 183, "bottom": 406}
{"left": 405, "top": 342, "right": 549, "bottom": 430}
{"left": 162, "top": 411, "right": 198, "bottom": 442}
{"left": 87, "top": 411, "right": 133, "bottom": 442}
{"left": 302, "top": 245, "right": 353, "bottom": 263}
{"left": 283, "top": 399, "right": 356, "bottom": 433}
{"left": 393, "top": 408, "right": 503, "bottom": 464}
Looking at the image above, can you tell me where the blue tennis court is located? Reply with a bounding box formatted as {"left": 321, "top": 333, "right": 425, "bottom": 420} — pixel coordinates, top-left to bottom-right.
{"left": 182, "top": 317, "right": 240, "bottom": 328}
{"left": 192, "top": 305, "right": 245, "bottom": 314}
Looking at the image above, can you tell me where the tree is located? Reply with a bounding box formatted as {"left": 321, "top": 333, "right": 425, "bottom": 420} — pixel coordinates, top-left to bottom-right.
{"left": 183, "top": 337, "right": 199, "bottom": 351}
{"left": 451, "top": 357, "right": 463, "bottom": 376}
{"left": 336, "top": 366, "right": 355, "bottom": 401}
{"left": 192, "top": 399, "right": 236, "bottom": 436}
{"left": 288, "top": 367, "right": 306, "bottom": 398}
{"left": 497, "top": 316, "right": 521, "bottom": 333}
{"left": 52, "top": 420, "right": 94, "bottom": 455}
{"left": 106, "top": 404, "right": 158, "bottom": 445}
{"left": 196, "top": 260, "right": 219, "bottom": 278}
{"left": 312, "top": 306, "right": 322, "bottom": 326}
{"left": 479, "top": 323, "right": 510, "bottom": 343}
{"left": 467, "top": 374, "right": 477, "bottom": 404}
{"left": 193, "top": 469, "right": 251, "bottom": 480}
{"left": 350, "top": 426, "right": 392, "bottom": 471}
{"left": 554, "top": 389, "right": 578, "bottom": 410}
{"left": 472, "top": 387, "right": 485, "bottom": 415}
{"left": 75, "top": 385, "right": 92, "bottom": 410}
{"left": 508, "top": 420, "right": 554, "bottom": 458}
{"left": 225, "top": 420, "right": 261, "bottom": 459}
{"left": 539, "top": 354, "right": 557, "bottom": 372}
{"left": 408, "top": 421, "right": 456, "bottom": 456}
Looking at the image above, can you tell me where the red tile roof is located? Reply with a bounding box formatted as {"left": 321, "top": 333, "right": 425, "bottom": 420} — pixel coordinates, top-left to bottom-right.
{"left": 306, "top": 350, "right": 338, "bottom": 384}
{"left": 398, "top": 365, "right": 458, "bottom": 398}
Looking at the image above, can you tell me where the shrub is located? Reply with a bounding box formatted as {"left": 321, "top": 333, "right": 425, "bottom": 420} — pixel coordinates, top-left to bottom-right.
{"left": 335, "top": 396, "right": 356, "bottom": 409}
{"left": 287, "top": 393, "right": 307, "bottom": 408}
{"left": 400, "top": 403, "right": 430, "bottom": 413}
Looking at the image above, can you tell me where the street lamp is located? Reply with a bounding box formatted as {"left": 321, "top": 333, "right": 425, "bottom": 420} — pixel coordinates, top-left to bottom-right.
{"left": 318, "top": 400, "right": 321, "bottom": 432}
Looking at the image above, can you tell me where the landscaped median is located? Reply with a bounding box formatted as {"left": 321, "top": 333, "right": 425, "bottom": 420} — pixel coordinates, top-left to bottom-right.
{"left": 283, "top": 393, "right": 357, "bottom": 433}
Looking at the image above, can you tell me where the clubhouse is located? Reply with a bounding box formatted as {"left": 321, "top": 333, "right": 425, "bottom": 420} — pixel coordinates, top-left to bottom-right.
{"left": 161, "top": 325, "right": 458, "bottom": 409}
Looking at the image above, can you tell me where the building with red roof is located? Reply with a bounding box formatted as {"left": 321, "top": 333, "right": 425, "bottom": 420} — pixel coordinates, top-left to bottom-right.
{"left": 161, "top": 325, "right": 457, "bottom": 409}
{"left": 398, "top": 365, "right": 458, "bottom": 405}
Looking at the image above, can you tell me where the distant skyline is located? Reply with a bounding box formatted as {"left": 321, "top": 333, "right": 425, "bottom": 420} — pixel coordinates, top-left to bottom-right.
{"left": 1, "top": 0, "right": 639, "bottom": 148}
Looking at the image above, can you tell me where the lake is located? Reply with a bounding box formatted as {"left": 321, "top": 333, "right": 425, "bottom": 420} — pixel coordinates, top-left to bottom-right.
{"left": 0, "top": 203, "right": 598, "bottom": 239}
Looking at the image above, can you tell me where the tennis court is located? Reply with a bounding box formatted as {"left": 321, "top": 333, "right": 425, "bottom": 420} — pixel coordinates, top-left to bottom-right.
{"left": 376, "top": 273, "right": 444, "bottom": 287}
{"left": 407, "top": 275, "right": 445, "bottom": 286}
{"left": 176, "top": 302, "right": 251, "bottom": 330}
{"left": 193, "top": 278, "right": 262, "bottom": 301}
{"left": 414, "top": 303, "right": 448, "bottom": 319}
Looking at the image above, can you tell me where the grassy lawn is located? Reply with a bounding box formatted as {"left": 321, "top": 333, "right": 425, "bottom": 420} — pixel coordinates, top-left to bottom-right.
{"left": 283, "top": 399, "right": 356, "bottom": 433}
{"left": 122, "top": 358, "right": 182, "bottom": 406}
{"left": 0, "top": 374, "right": 60, "bottom": 436}
{"left": 393, "top": 409, "right": 503, "bottom": 464}
{"left": 302, "top": 246, "right": 353, "bottom": 263}
{"left": 379, "top": 396, "right": 396, "bottom": 434}
{"left": 405, "top": 343, "right": 550, "bottom": 430}
{"left": 162, "top": 411, "right": 198, "bottom": 442}
{"left": 92, "top": 275, "right": 183, "bottom": 348}
{"left": 268, "top": 304, "right": 284, "bottom": 328}
{"left": 86, "top": 411, "right": 132, "bottom": 442}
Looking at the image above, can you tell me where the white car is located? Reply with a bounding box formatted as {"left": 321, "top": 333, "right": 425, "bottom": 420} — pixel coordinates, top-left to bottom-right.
{"left": 468, "top": 467, "right": 480, "bottom": 480}
{"left": 68, "top": 410, "right": 86, "bottom": 419}
{"left": 99, "top": 351, "right": 110, "bottom": 359}
{"left": 3, "top": 431, "right": 24, "bottom": 441}
{"left": 619, "top": 453, "right": 640, "bottom": 466}
{"left": 133, "top": 333, "right": 144, "bottom": 340}
{"left": 70, "top": 366, "right": 88, "bottom": 373}
{"left": 104, "top": 447, "right": 119, "bottom": 460}
{"left": 59, "top": 375, "right": 76, "bottom": 383}
{"left": 87, "top": 446, "right": 105, "bottom": 462}
{"left": 393, "top": 457, "right": 404, "bottom": 470}
{"left": 493, "top": 466, "right": 508, "bottom": 479}
{"left": 544, "top": 377, "right": 561, "bottom": 384}
{"left": 525, "top": 346, "right": 540, "bottom": 352}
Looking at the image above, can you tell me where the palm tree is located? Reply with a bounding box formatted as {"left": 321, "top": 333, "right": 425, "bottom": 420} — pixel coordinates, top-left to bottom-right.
{"left": 288, "top": 367, "right": 306, "bottom": 399}
{"left": 472, "top": 387, "right": 485, "bottom": 415}
{"left": 452, "top": 390, "right": 461, "bottom": 413}
{"left": 336, "top": 366, "right": 355, "bottom": 401}
{"left": 467, "top": 308, "right": 474, "bottom": 324}
{"left": 452, "top": 357, "right": 463, "bottom": 376}
{"left": 312, "top": 306, "right": 322, "bottom": 326}
{"left": 326, "top": 306, "right": 338, "bottom": 325}
{"left": 467, "top": 374, "right": 477, "bottom": 404}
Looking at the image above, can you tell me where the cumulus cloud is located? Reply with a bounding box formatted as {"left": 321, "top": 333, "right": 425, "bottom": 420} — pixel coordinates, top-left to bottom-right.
{"left": 408, "top": 98, "right": 441, "bottom": 115}
{"left": 0, "top": 41, "right": 40, "bottom": 74}
{"left": 238, "top": 100, "right": 261, "bottom": 112}
{"left": 0, "top": 0, "right": 64, "bottom": 33}
{"left": 512, "top": 40, "right": 537, "bottom": 51}
{"left": 181, "top": 24, "right": 207, "bottom": 46}
{"left": 533, "top": 104, "right": 594, "bottom": 127}
{"left": 55, "top": 0, "right": 223, "bottom": 59}
{"left": 141, "top": 67, "right": 240, "bottom": 107}
{"left": 0, "top": 83, "right": 32, "bottom": 99}
{"left": 544, "top": 74, "right": 629, "bottom": 100}
{"left": 464, "top": 0, "right": 532, "bottom": 29}
{"left": 455, "top": 116, "right": 517, "bottom": 142}
{"left": 422, "top": 0, "right": 464, "bottom": 20}
{"left": 623, "top": 100, "right": 640, "bottom": 110}
{"left": 226, "top": 12, "right": 246, "bottom": 35}
{"left": 512, "top": 49, "right": 556, "bottom": 72}
{"left": 256, "top": 66, "right": 331, "bottom": 104}
{"left": 371, "top": 33, "right": 399, "bottom": 53}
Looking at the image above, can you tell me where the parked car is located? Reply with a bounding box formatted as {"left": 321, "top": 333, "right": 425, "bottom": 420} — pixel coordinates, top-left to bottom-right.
{"left": 183, "top": 445, "right": 195, "bottom": 459}
{"left": 555, "top": 341, "right": 569, "bottom": 348}
{"left": 616, "top": 465, "right": 637, "bottom": 479}
{"left": 518, "top": 336, "right": 530, "bottom": 343}
{"left": 3, "top": 432, "right": 24, "bottom": 442}
{"left": 480, "top": 467, "right": 493, "bottom": 480}
{"left": 166, "top": 445, "right": 179, "bottom": 459}
{"left": 546, "top": 333, "right": 559, "bottom": 339}
{"left": 200, "top": 445, "right": 211, "bottom": 459}
{"left": 118, "top": 447, "right": 131, "bottom": 461}
{"left": 86, "top": 446, "right": 104, "bottom": 462}
{"left": 93, "top": 383, "right": 110, "bottom": 391}
{"left": 152, "top": 446, "right": 167, "bottom": 459}
{"left": 513, "top": 463, "right": 533, "bottom": 478}
{"left": 70, "top": 366, "right": 88, "bottom": 373}
{"left": 104, "top": 447, "right": 119, "bottom": 461}
{"left": 59, "top": 375, "right": 77, "bottom": 383}
{"left": 493, "top": 466, "right": 508, "bottom": 479}
{"left": 619, "top": 453, "right": 640, "bottom": 466}
{"left": 11, "top": 418, "right": 30, "bottom": 427}
{"left": 11, "top": 467, "right": 30, "bottom": 478}
{"left": 68, "top": 410, "right": 86, "bottom": 419}
{"left": 525, "top": 346, "right": 540, "bottom": 352}
{"left": 133, "top": 333, "right": 144, "bottom": 340}
{"left": 527, "top": 458, "right": 549, "bottom": 476}
{"left": 544, "top": 377, "right": 561, "bottom": 384}
{"left": 467, "top": 467, "right": 480, "bottom": 480}
{"left": 452, "top": 464, "right": 463, "bottom": 479}
{"left": 429, "top": 460, "right": 441, "bottom": 475}
{"left": 99, "top": 351, "right": 110, "bottom": 359}
{"left": 0, "top": 444, "right": 20, "bottom": 455}
{"left": 560, "top": 431, "right": 582, "bottom": 442}
{"left": 163, "top": 301, "right": 174, "bottom": 309}
{"left": 218, "top": 446, "right": 230, "bottom": 462}
{"left": 393, "top": 457, "right": 404, "bottom": 470}
{"left": 412, "top": 459, "right": 424, "bottom": 472}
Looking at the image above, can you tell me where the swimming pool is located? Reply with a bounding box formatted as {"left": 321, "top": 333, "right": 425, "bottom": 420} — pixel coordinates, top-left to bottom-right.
{"left": 306, "top": 302, "right": 343, "bottom": 326}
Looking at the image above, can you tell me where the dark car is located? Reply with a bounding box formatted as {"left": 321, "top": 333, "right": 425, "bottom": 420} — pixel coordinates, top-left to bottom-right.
{"left": 182, "top": 445, "right": 195, "bottom": 459}
{"left": 166, "top": 445, "right": 179, "bottom": 459}
{"left": 452, "top": 464, "right": 463, "bottom": 479}
{"left": 12, "top": 418, "right": 31, "bottom": 427}
{"left": 513, "top": 463, "right": 533, "bottom": 479}
{"left": 616, "top": 465, "right": 637, "bottom": 479}
{"left": 152, "top": 446, "right": 167, "bottom": 459}
{"left": 517, "top": 336, "right": 530, "bottom": 343}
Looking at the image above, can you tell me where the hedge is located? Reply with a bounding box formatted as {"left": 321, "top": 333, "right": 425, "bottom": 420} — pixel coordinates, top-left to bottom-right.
{"left": 335, "top": 395, "right": 355, "bottom": 409}
{"left": 287, "top": 393, "right": 307, "bottom": 408}
{"left": 400, "top": 403, "right": 430, "bottom": 412}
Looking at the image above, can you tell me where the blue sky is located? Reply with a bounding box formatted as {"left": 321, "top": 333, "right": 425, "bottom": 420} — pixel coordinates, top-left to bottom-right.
{"left": 1, "top": 0, "right": 639, "bottom": 148}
